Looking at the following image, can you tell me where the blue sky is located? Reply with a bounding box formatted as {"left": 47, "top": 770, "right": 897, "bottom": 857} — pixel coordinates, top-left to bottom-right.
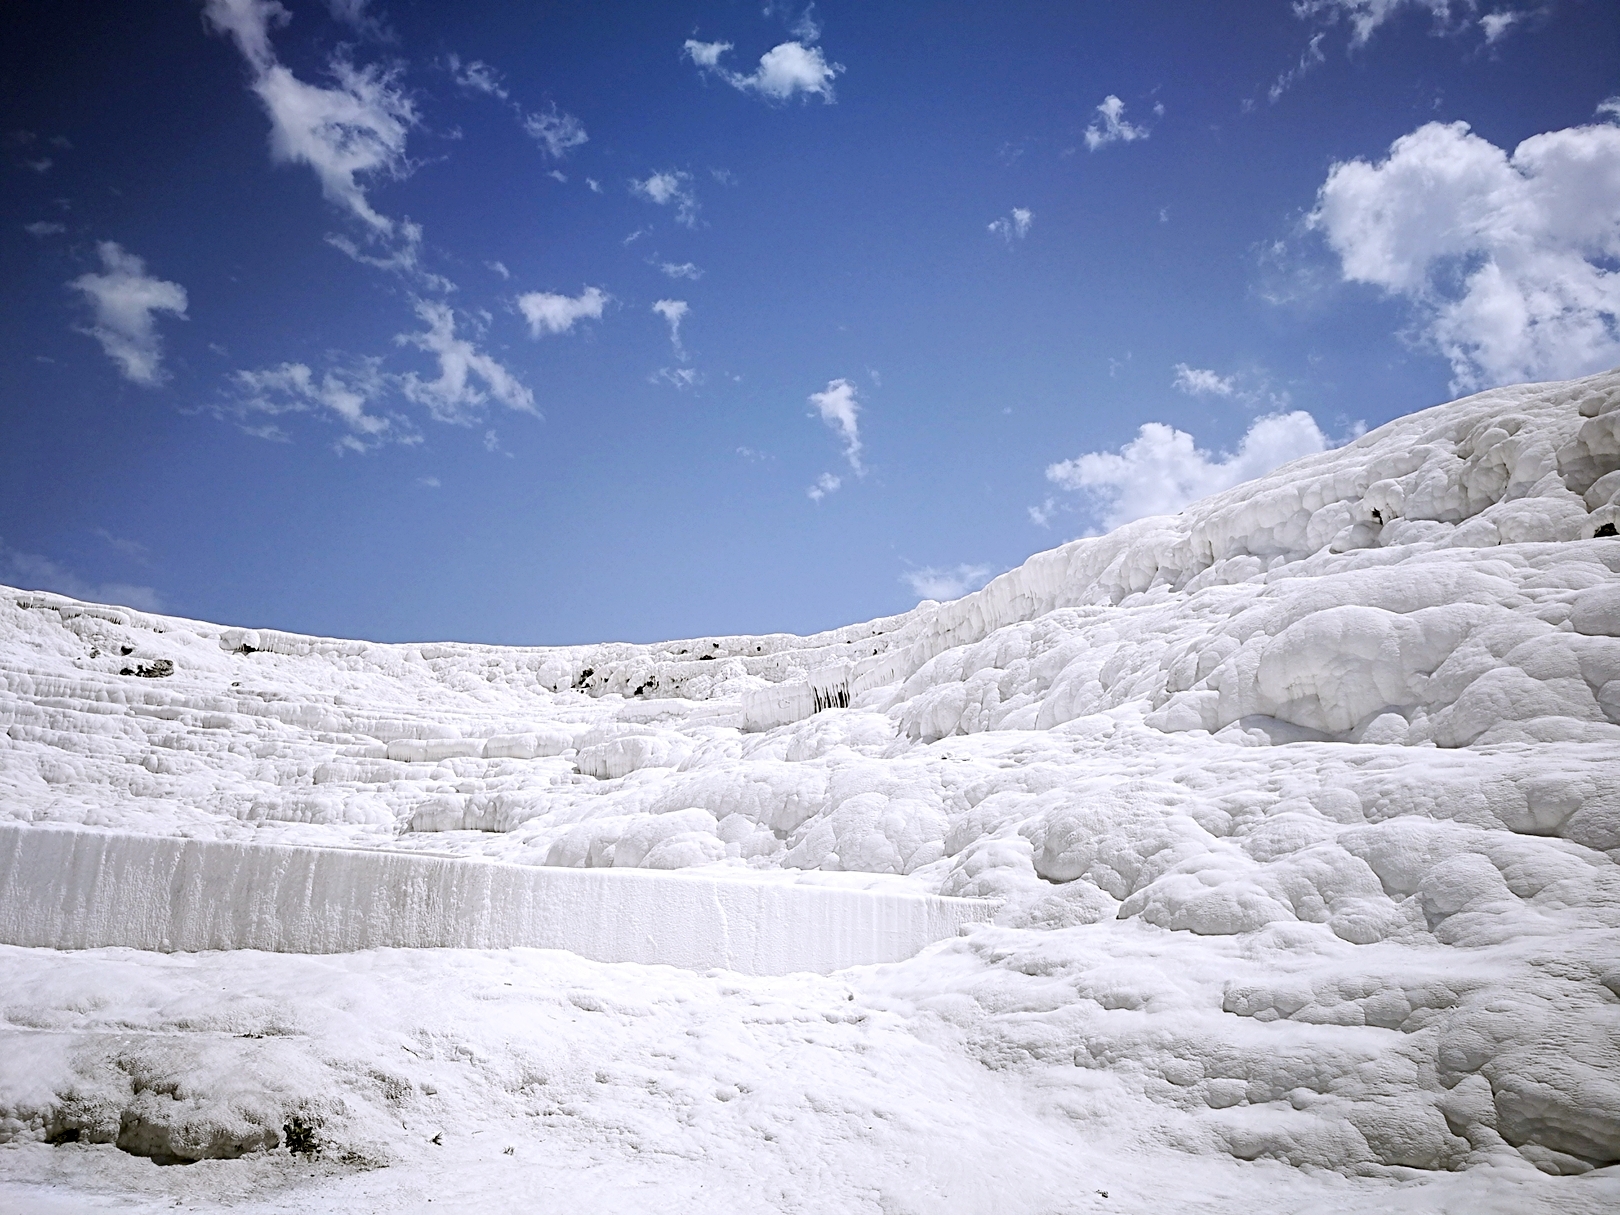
{"left": 2, "top": 1, "right": 1617, "bottom": 644}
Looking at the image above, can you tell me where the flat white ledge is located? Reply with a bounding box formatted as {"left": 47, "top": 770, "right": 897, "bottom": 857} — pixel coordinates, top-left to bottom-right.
{"left": 0, "top": 824, "right": 992, "bottom": 975}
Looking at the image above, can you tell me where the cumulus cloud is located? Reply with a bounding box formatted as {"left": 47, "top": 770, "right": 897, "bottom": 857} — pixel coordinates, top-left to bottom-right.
{"left": 652, "top": 299, "right": 688, "bottom": 358}
{"left": 68, "top": 242, "right": 188, "bottom": 387}
{"left": 225, "top": 359, "right": 400, "bottom": 449}
{"left": 684, "top": 39, "right": 843, "bottom": 103}
{"left": 1172, "top": 364, "right": 1237, "bottom": 397}
{"left": 203, "top": 0, "right": 416, "bottom": 236}
{"left": 1308, "top": 112, "right": 1620, "bottom": 390}
{"left": 1084, "top": 95, "right": 1149, "bottom": 151}
{"left": 523, "top": 104, "right": 588, "bottom": 159}
{"left": 988, "top": 208, "right": 1034, "bottom": 243}
{"left": 806, "top": 471, "right": 841, "bottom": 501}
{"left": 902, "top": 563, "right": 993, "bottom": 602}
{"left": 808, "top": 378, "right": 862, "bottom": 472}
{"left": 397, "top": 300, "right": 535, "bottom": 423}
{"left": 516, "top": 285, "right": 608, "bottom": 337}
{"left": 631, "top": 170, "right": 698, "bottom": 227}
{"left": 1044, "top": 412, "right": 1328, "bottom": 532}
{"left": 0, "top": 539, "right": 162, "bottom": 612}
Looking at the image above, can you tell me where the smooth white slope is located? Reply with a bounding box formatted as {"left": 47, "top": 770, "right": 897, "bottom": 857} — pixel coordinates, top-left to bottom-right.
{"left": 1, "top": 369, "right": 1619, "bottom": 1202}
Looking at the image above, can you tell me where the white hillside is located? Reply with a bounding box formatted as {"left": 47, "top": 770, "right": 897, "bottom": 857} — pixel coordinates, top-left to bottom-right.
{"left": 2, "top": 370, "right": 1619, "bottom": 1209}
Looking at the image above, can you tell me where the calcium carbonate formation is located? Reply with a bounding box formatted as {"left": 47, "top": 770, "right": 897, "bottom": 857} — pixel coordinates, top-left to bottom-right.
{"left": 1, "top": 370, "right": 1618, "bottom": 1194}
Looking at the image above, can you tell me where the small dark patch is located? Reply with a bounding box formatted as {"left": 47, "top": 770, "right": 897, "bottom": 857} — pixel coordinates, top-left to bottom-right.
{"left": 1597, "top": 522, "right": 1618, "bottom": 538}
{"left": 88, "top": 646, "right": 100, "bottom": 658}
{"left": 127, "top": 659, "right": 174, "bottom": 678}
{"left": 698, "top": 654, "right": 715, "bottom": 661}
{"left": 572, "top": 666, "right": 595, "bottom": 690}
{"left": 1370, "top": 508, "right": 1384, "bottom": 524}
{"left": 283, "top": 1115, "right": 320, "bottom": 1159}
{"left": 46, "top": 1126, "right": 81, "bottom": 1145}
{"left": 120, "top": 644, "right": 134, "bottom": 656}
{"left": 430, "top": 1131, "right": 443, "bottom": 1146}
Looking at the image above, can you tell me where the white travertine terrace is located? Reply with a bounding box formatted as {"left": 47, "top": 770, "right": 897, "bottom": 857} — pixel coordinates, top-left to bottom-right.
{"left": 1, "top": 370, "right": 1618, "bottom": 1203}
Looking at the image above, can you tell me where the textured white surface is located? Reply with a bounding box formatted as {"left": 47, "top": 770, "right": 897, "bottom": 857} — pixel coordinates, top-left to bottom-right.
{"left": 2, "top": 370, "right": 1619, "bottom": 1208}
{"left": 0, "top": 823, "right": 988, "bottom": 973}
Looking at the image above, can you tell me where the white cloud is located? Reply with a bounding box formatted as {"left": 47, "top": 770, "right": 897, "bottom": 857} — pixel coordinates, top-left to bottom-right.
{"left": 988, "top": 207, "right": 1034, "bottom": 243}
{"left": 652, "top": 299, "right": 689, "bottom": 358}
{"left": 807, "top": 471, "right": 841, "bottom": 501}
{"left": 0, "top": 539, "right": 162, "bottom": 612}
{"left": 447, "top": 54, "right": 507, "bottom": 98}
{"left": 902, "top": 563, "right": 993, "bottom": 602}
{"left": 685, "top": 40, "right": 843, "bottom": 103}
{"left": 487, "top": 260, "right": 510, "bottom": 280}
{"left": 682, "top": 39, "right": 733, "bottom": 68}
{"left": 659, "top": 261, "right": 703, "bottom": 280}
{"left": 69, "top": 242, "right": 188, "bottom": 387}
{"left": 1084, "top": 95, "right": 1149, "bottom": 151}
{"left": 324, "top": 0, "right": 389, "bottom": 39}
{"left": 24, "top": 221, "right": 64, "bottom": 237}
{"left": 397, "top": 300, "right": 535, "bottom": 423}
{"left": 1268, "top": 30, "right": 1327, "bottom": 103}
{"left": 1308, "top": 113, "right": 1620, "bottom": 391}
{"left": 523, "top": 104, "right": 588, "bottom": 159}
{"left": 204, "top": 0, "right": 416, "bottom": 235}
{"left": 226, "top": 359, "right": 398, "bottom": 447}
{"left": 631, "top": 170, "right": 698, "bottom": 227}
{"left": 418, "top": 475, "right": 441, "bottom": 488}
{"left": 516, "top": 285, "right": 608, "bottom": 337}
{"left": 325, "top": 219, "right": 450, "bottom": 290}
{"left": 1172, "top": 364, "right": 1237, "bottom": 397}
{"left": 654, "top": 367, "right": 699, "bottom": 390}
{"left": 808, "top": 378, "right": 862, "bottom": 472}
{"left": 587, "top": 177, "right": 602, "bottom": 193}
{"left": 1479, "top": 9, "right": 1522, "bottom": 42}
{"left": 1294, "top": 0, "right": 1467, "bottom": 46}
{"left": 1045, "top": 412, "right": 1329, "bottom": 532}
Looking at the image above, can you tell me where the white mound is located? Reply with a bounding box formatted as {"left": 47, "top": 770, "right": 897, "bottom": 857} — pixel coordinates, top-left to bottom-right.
{"left": 2, "top": 370, "right": 1619, "bottom": 1211}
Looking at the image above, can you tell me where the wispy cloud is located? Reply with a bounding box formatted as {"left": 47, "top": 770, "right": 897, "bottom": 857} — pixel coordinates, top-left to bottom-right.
{"left": 524, "top": 104, "right": 588, "bottom": 158}
{"left": 24, "top": 221, "right": 65, "bottom": 237}
{"left": 225, "top": 358, "right": 402, "bottom": 449}
{"left": 658, "top": 261, "right": 702, "bottom": 280}
{"left": 68, "top": 242, "right": 188, "bottom": 386}
{"left": 988, "top": 207, "right": 1034, "bottom": 243}
{"left": 203, "top": 0, "right": 416, "bottom": 236}
{"left": 654, "top": 367, "right": 699, "bottom": 390}
{"left": 652, "top": 299, "right": 689, "bottom": 358}
{"left": 397, "top": 300, "right": 535, "bottom": 423}
{"left": 901, "top": 563, "right": 993, "bottom": 601}
{"left": 1084, "top": 95, "right": 1150, "bottom": 151}
{"left": 808, "top": 377, "right": 862, "bottom": 473}
{"left": 631, "top": 170, "right": 698, "bottom": 226}
{"left": 446, "top": 53, "right": 507, "bottom": 98}
{"left": 1044, "top": 412, "right": 1328, "bottom": 532}
{"left": 516, "top": 285, "right": 609, "bottom": 337}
